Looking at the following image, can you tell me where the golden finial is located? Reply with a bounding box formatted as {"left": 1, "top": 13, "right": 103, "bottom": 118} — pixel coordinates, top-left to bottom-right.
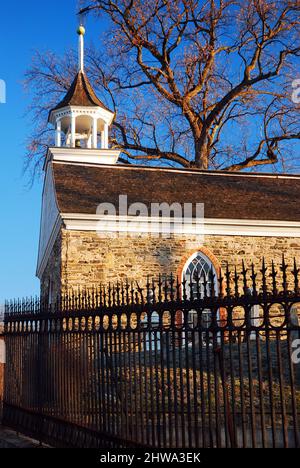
{"left": 77, "top": 25, "right": 86, "bottom": 36}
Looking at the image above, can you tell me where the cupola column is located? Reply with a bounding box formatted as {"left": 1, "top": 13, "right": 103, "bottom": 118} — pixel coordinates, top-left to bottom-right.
{"left": 102, "top": 123, "right": 109, "bottom": 149}
{"left": 71, "top": 115, "right": 76, "bottom": 148}
{"left": 55, "top": 119, "right": 62, "bottom": 147}
{"left": 87, "top": 132, "right": 92, "bottom": 149}
{"left": 101, "top": 128, "right": 105, "bottom": 149}
{"left": 92, "top": 117, "right": 98, "bottom": 148}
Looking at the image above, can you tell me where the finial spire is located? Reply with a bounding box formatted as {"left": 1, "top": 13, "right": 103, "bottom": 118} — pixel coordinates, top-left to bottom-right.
{"left": 77, "top": 25, "right": 86, "bottom": 72}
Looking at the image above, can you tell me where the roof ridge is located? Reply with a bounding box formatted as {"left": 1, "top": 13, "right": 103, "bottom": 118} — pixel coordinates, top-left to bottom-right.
{"left": 51, "top": 158, "right": 300, "bottom": 180}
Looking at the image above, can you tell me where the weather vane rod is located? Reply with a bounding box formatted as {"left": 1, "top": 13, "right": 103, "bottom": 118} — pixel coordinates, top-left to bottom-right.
{"left": 77, "top": 21, "right": 86, "bottom": 72}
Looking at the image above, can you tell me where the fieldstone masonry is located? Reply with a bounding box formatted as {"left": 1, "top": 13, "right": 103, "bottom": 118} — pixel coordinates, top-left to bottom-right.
{"left": 41, "top": 229, "right": 300, "bottom": 298}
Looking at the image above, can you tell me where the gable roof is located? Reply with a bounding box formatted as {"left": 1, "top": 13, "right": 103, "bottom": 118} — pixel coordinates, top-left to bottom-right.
{"left": 50, "top": 71, "right": 112, "bottom": 113}
{"left": 51, "top": 162, "right": 300, "bottom": 222}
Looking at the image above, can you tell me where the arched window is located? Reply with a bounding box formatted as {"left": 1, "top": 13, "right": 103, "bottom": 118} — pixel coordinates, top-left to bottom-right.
{"left": 182, "top": 252, "right": 218, "bottom": 331}
{"left": 183, "top": 252, "right": 217, "bottom": 300}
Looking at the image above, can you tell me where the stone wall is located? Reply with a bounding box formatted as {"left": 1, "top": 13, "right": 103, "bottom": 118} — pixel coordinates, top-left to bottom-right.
{"left": 42, "top": 228, "right": 300, "bottom": 295}
{"left": 41, "top": 232, "right": 62, "bottom": 300}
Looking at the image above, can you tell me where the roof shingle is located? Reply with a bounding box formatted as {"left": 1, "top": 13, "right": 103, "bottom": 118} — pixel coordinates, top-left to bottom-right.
{"left": 50, "top": 71, "right": 112, "bottom": 113}
{"left": 52, "top": 163, "right": 300, "bottom": 222}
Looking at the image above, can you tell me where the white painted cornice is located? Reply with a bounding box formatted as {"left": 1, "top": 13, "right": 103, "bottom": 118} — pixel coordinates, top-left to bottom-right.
{"left": 49, "top": 105, "right": 115, "bottom": 126}
{"left": 45, "top": 147, "right": 121, "bottom": 169}
{"left": 61, "top": 213, "right": 300, "bottom": 238}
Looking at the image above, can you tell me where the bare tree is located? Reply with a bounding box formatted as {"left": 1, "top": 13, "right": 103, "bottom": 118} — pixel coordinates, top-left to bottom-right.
{"left": 25, "top": 0, "right": 300, "bottom": 174}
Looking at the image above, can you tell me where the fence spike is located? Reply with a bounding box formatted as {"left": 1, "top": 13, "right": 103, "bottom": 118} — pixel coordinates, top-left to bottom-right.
{"left": 158, "top": 274, "right": 163, "bottom": 302}
{"left": 218, "top": 269, "right": 224, "bottom": 299}
{"left": 78, "top": 287, "right": 82, "bottom": 310}
{"left": 176, "top": 277, "right": 181, "bottom": 302}
{"left": 82, "top": 288, "right": 86, "bottom": 309}
{"left": 210, "top": 266, "right": 216, "bottom": 298}
{"left": 146, "top": 276, "right": 151, "bottom": 304}
{"left": 136, "top": 282, "right": 144, "bottom": 305}
{"left": 292, "top": 258, "right": 300, "bottom": 294}
{"left": 261, "top": 257, "right": 268, "bottom": 296}
{"left": 90, "top": 287, "right": 94, "bottom": 308}
{"left": 87, "top": 288, "right": 92, "bottom": 309}
{"left": 107, "top": 283, "right": 112, "bottom": 308}
{"left": 182, "top": 276, "right": 187, "bottom": 301}
{"left": 203, "top": 270, "right": 208, "bottom": 299}
{"left": 125, "top": 280, "right": 130, "bottom": 305}
{"left": 281, "top": 254, "right": 288, "bottom": 293}
{"left": 152, "top": 278, "right": 157, "bottom": 305}
{"left": 120, "top": 282, "right": 125, "bottom": 306}
{"left": 234, "top": 267, "right": 239, "bottom": 298}
{"left": 242, "top": 260, "right": 248, "bottom": 296}
{"left": 164, "top": 277, "right": 169, "bottom": 302}
{"left": 97, "top": 285, "right": 101, "bottom": 308}
{"left": 170, "top": 273, "right": 175, "bottom": 302}
{"left": 69, "top": 290, "right": 72, "bottom": 310}
{"left": 194, "top": 271, "right": 200, "bottom": 301}
{"left": 112, "top": 285, "right": 116, "bottom": 307}
{"left": 225, "top": 263, "right": 231, "bottom": 298}
{"left": 65, "top": 291, "right": 68, "bottom": 313}
{"left": 103, "top": 285, "right": 107, "bottom": 308}
{"left": 270, "top": 260, "right": 278, "bottom": 295}
{"left": 189, "top": 273, "right": 193, "bottom": 301}
{"left": 251, "top": 263, "right": 257, "bottom": 297}
{"left": 130, "top": 282, "right": 135, "bottom": 304}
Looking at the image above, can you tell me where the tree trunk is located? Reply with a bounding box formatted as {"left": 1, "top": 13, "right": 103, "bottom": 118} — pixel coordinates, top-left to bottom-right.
{"left": 194, "top": 138, "right": 209, "bottom": 170}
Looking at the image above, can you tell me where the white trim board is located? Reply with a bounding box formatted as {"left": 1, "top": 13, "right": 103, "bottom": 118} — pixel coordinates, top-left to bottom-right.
{"left": 61, "top": 213, "right": 300, "bottom": 237}
{"left": 45, "top": 147, "right": 121, "bottom": 169}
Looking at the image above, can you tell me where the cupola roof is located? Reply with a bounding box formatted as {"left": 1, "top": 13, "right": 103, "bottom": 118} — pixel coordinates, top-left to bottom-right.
{"left": 50, "top": 71, "right": 112, "bottom": 114}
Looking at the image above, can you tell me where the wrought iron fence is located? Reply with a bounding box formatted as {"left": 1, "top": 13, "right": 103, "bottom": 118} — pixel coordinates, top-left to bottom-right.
{"left": 2, "top": 258, "right": 300, "bottom": 448}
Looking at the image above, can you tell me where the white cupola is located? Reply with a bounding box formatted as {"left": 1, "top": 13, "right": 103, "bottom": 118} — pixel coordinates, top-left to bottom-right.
{"left": 48, "top": 26, "right": 120, "bottom": 165}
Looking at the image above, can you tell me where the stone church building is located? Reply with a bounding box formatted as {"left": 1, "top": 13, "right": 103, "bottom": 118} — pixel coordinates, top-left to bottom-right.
{"left": 37, "top": 28, "right": 300, "bottom": 302}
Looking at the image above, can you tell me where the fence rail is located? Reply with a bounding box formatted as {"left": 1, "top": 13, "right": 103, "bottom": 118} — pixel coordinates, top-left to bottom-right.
{"left": 2, "top": 258, "right": 300, "bottom": 448}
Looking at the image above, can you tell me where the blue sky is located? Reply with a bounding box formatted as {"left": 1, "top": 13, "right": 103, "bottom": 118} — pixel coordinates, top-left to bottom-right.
{"left": 0, "top": 0, "right": 99, "bottom": 302}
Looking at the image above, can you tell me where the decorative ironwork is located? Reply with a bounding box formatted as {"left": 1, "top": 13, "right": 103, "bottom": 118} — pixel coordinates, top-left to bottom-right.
{"left": 2, "top": 258, "right": 300, "bottom": 448}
